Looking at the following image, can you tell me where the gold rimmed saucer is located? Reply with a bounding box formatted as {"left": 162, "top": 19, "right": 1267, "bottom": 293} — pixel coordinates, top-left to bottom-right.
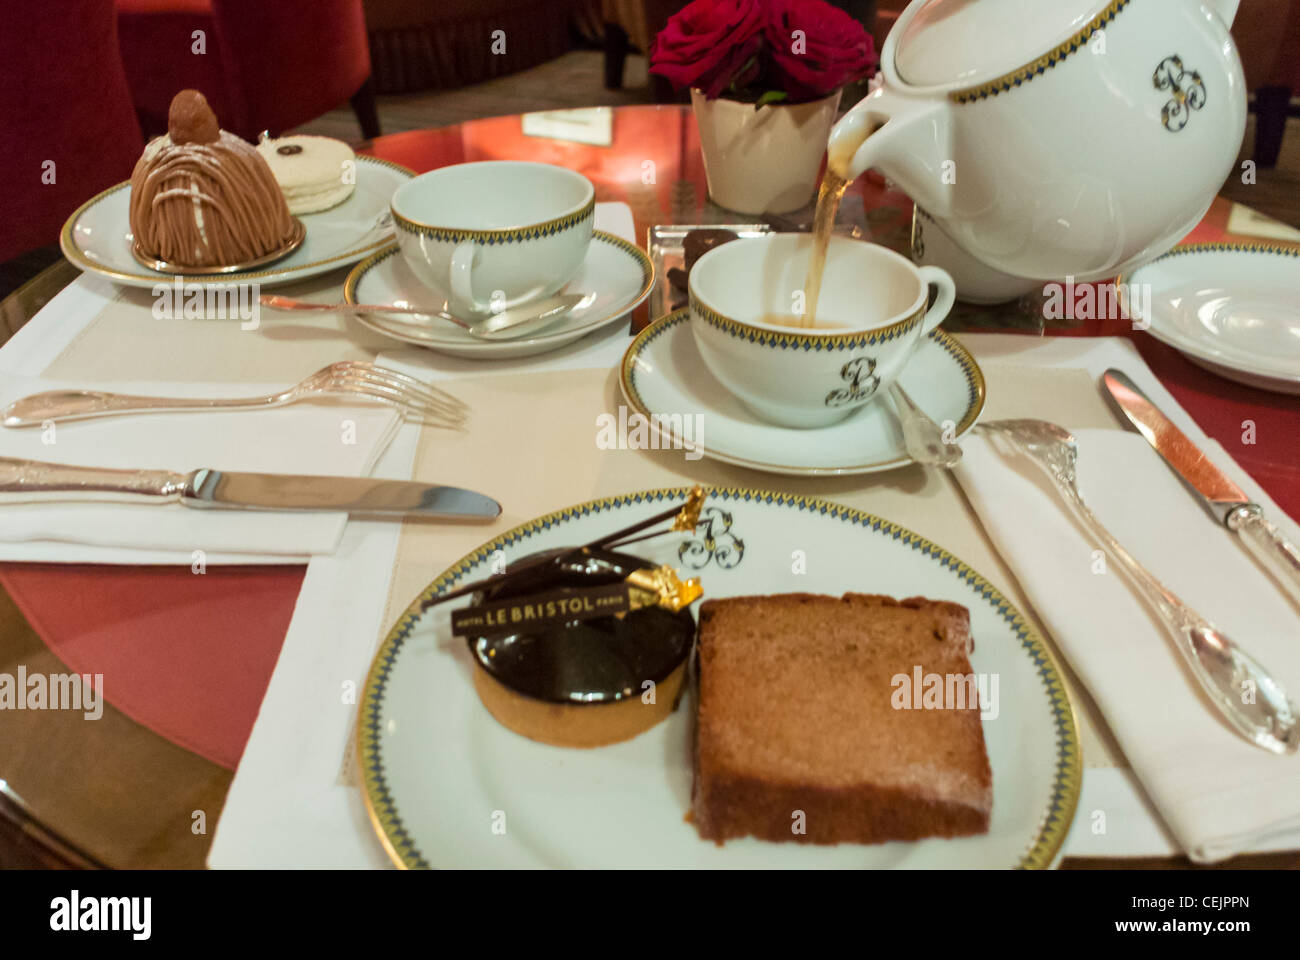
{"left": 129, "top": 217, "right": 307, "bottom": 276}
{"left": 61, "top": 156, "right": 412, "bottom": 288}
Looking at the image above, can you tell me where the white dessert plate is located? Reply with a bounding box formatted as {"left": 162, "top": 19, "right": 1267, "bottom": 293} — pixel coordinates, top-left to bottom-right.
{"left": 358, "top": 487, "right": 1081, "bottom": 869}
{"left": 342, "top": 232, "right": 653, "bottom": 360}
{"left": 619, "top": 310, "right": 985, "bottom": 476}
{"left": 59, "top": 156, "right": 413, "bottom": 289}
{"left": 1122, "top": 243, "right": 1300, "bottom": 394}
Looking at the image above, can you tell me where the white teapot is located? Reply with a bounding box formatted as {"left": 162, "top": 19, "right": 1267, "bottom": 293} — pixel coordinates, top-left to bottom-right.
{"left": 828, "top": 0, "right": 1246, "bottom": 281}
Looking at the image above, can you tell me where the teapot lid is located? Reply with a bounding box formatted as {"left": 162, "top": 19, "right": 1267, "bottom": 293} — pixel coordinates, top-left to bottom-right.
{"left": 893, "top": 0, "right": 1113, "bottom": 88}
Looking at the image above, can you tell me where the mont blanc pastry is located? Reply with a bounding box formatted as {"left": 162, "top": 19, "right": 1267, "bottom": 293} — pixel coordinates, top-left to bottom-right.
{"left": 129, "top": 90, "right": 300, "bottom": 270}
{"left": 255, "top": 134, "right": 357, "bottom": 214}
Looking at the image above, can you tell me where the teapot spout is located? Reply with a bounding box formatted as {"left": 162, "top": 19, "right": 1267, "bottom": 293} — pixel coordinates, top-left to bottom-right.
{"left": 826, "top": 84, "right": 954, "bottom": 219}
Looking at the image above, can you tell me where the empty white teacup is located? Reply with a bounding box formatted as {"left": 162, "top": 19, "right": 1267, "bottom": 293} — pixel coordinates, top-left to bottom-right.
{"left": 689, "top": 234, "right": 956, "bottom": 428}
{"left": 390, "top": 161, "right": 594, "bottom": 318}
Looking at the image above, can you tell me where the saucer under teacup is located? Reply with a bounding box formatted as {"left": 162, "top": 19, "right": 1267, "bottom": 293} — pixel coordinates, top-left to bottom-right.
{"left": 619, "top": 310, "right": 985, "bottom": 475}
{"left": 344, "top": 231, "right": 653, "bottom": 360}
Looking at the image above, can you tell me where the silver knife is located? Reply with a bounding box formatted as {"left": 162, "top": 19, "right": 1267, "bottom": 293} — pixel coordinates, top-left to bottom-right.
{"left": 0, "top": 457, "right": 501, "bottom": 521}
{"left": 1102, "top": 369, "right": 1300, "bottom": 608}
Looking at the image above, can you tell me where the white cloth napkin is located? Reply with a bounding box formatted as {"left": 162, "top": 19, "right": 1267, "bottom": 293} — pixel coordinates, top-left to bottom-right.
{"left": 955, "top": 428, "right": 1300, "bottom": 862}
{"left": 0, "top": 375, "right": 399, "bottom": 560}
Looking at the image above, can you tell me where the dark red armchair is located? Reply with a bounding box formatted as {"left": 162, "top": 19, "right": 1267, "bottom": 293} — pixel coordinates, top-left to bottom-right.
{"left": 115, "top": 0, "right": 380, "bottom": 143}
{"left": 0, "top": 0, "right": 144, "bottom": 264}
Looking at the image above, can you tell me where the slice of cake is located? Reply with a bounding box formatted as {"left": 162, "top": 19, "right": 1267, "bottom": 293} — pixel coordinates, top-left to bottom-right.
{"left": 692, "top": 593, "right": 992, "bottom": 845}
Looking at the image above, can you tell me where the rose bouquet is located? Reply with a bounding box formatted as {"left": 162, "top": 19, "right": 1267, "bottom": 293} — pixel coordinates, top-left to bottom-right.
{"left": 650, "top": 0, "right": 876, "bottom": 105}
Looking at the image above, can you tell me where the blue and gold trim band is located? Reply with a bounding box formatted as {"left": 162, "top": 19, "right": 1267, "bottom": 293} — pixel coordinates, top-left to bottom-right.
{"left": 689, "top": 295, "right": 925, "bottom": 351}
{"left": 948, "top": 0, "right": 1131, "bottom": 105}
{"left": 391, "top": 197, "right": 596, "bottom": 245}
{"left": 1114, "top": 240, "right": 1300, "bottom": 294}
{"left": 1150, "top": 240, "right": 1300, "bottom": 261}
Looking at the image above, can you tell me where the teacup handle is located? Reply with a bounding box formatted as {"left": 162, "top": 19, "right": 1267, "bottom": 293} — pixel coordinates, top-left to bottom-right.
{"left": 917, "top": 266, "right": 956, "bottom": 334}
{"left": 448, "top": 241, "right": 550, "bottom": 318}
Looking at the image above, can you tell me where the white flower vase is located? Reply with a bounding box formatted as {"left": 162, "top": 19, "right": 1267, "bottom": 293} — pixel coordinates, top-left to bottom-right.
{"left": 691, "top": 87, "right": 842, "bottom": 215}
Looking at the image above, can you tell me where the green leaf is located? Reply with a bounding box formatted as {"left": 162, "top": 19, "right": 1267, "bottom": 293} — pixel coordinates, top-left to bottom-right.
{"left": 755, "top": 90, "right": 789, "bottom": 107}
{"left": 725, "top": 54, "right": 760, "bottom": 98}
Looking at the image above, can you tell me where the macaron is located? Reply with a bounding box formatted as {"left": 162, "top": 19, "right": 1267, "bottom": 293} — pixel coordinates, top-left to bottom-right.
{"left": 255, "top": 134, "right": 356, "bottom": 214}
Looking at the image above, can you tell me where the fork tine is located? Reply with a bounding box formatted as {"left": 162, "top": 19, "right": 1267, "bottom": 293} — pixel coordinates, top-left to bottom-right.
{"left": 366, "top": 364, "right": 468, "bottom": 411}
{"left": 324, "top": 375, "right": 466, "bottom": 427}
{"left": 331, "top": 360, "right": 468, "bottom": 411}
{"left": 315, "top": 361, "right": 468, "bottom": 425}
{"left": 329, "top": 382, "right": 464, "bottom": 427}
{"left": 351, "top": 367, "right": 467, "bottom": 417}
{"left": 336, "top": 367, "right": 467, "bottom": 422}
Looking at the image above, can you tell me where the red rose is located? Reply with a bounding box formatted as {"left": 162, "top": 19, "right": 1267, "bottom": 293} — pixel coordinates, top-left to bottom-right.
{"left": 650, "top": 0, "right": 765, "bottom": 99}
{"left": 764, "top": 0, "right": 876, "bottom": 101}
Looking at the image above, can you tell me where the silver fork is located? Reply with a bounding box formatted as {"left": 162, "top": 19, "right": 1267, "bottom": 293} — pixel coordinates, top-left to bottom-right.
{"left": 2, "top": 361, "right": 468, "bottom": 429}
{"left": 977, "top": 418, "right": 1298, "bottom": 755}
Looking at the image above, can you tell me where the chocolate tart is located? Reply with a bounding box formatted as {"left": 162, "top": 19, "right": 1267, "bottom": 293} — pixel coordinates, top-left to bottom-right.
{"left": 466, "top": 547, "right": 696, "bottom": 748}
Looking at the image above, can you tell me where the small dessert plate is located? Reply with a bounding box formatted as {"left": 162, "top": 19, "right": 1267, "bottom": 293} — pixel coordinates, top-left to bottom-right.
{"left": 618, "top": 310, "right": 985, "bottom": 475}
{"left": 1121, "top": 243, "right": 1300, "bottom": 394}
{"left": 358, "top": 487, "right": 1081, "bottom": 869}
{"left": 343, "top": 232, "right": 654, "bottom": 360}
{"left": 59, "top": 156, "right": 413, "bottom": 289}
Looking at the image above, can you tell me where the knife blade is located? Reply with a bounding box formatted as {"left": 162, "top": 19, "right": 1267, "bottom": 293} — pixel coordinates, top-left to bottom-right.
{"left": 1101, "top": 369, "right": 1300, "bottom": 608}
{"left": 0, "top": 457, "right": 501, "bottom": 521}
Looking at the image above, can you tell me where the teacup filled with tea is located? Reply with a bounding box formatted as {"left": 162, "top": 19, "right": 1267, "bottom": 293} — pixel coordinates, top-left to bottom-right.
{"left": 688, "top": 233, "right": 955, "bottom": 428}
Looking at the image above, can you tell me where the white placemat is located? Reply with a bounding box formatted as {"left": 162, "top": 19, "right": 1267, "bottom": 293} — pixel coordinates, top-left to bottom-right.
{"left": 0, "top": 375, "right": 398, "bottom": 563}
{"left": 210, "top": 333, "right": 1299, "bottom": 867}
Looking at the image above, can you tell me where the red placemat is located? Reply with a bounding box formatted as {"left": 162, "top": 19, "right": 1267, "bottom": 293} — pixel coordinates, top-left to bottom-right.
{"left": 0, "top": 564, "right": 304, "bottom": 770}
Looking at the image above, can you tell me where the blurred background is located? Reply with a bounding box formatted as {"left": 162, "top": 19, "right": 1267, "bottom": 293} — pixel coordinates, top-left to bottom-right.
{"left": 1, "top": 0, "right": 1296, "bottom": 301}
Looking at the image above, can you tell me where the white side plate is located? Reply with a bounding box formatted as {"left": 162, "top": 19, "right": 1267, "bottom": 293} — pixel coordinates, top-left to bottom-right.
{"left": 359, "top": 487, "right": 1081, "bottom": 869}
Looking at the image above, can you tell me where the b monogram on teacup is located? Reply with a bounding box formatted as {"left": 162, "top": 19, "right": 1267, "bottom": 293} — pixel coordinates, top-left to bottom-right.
{"left": 826, "top": 357, "right": 881, "bottom": 408}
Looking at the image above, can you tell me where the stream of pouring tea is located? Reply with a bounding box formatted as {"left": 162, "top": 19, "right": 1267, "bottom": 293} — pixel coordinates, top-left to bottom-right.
{"left": 800, "top": 170, "right": 850, "bottom": 328}
{"left": 800, "top": 123, "right": 875, "bottom": 328}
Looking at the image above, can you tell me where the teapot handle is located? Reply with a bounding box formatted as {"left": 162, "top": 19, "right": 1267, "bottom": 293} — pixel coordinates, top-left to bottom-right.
{"left": 826, "top": 84, "right": 954, "bottom": 219}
